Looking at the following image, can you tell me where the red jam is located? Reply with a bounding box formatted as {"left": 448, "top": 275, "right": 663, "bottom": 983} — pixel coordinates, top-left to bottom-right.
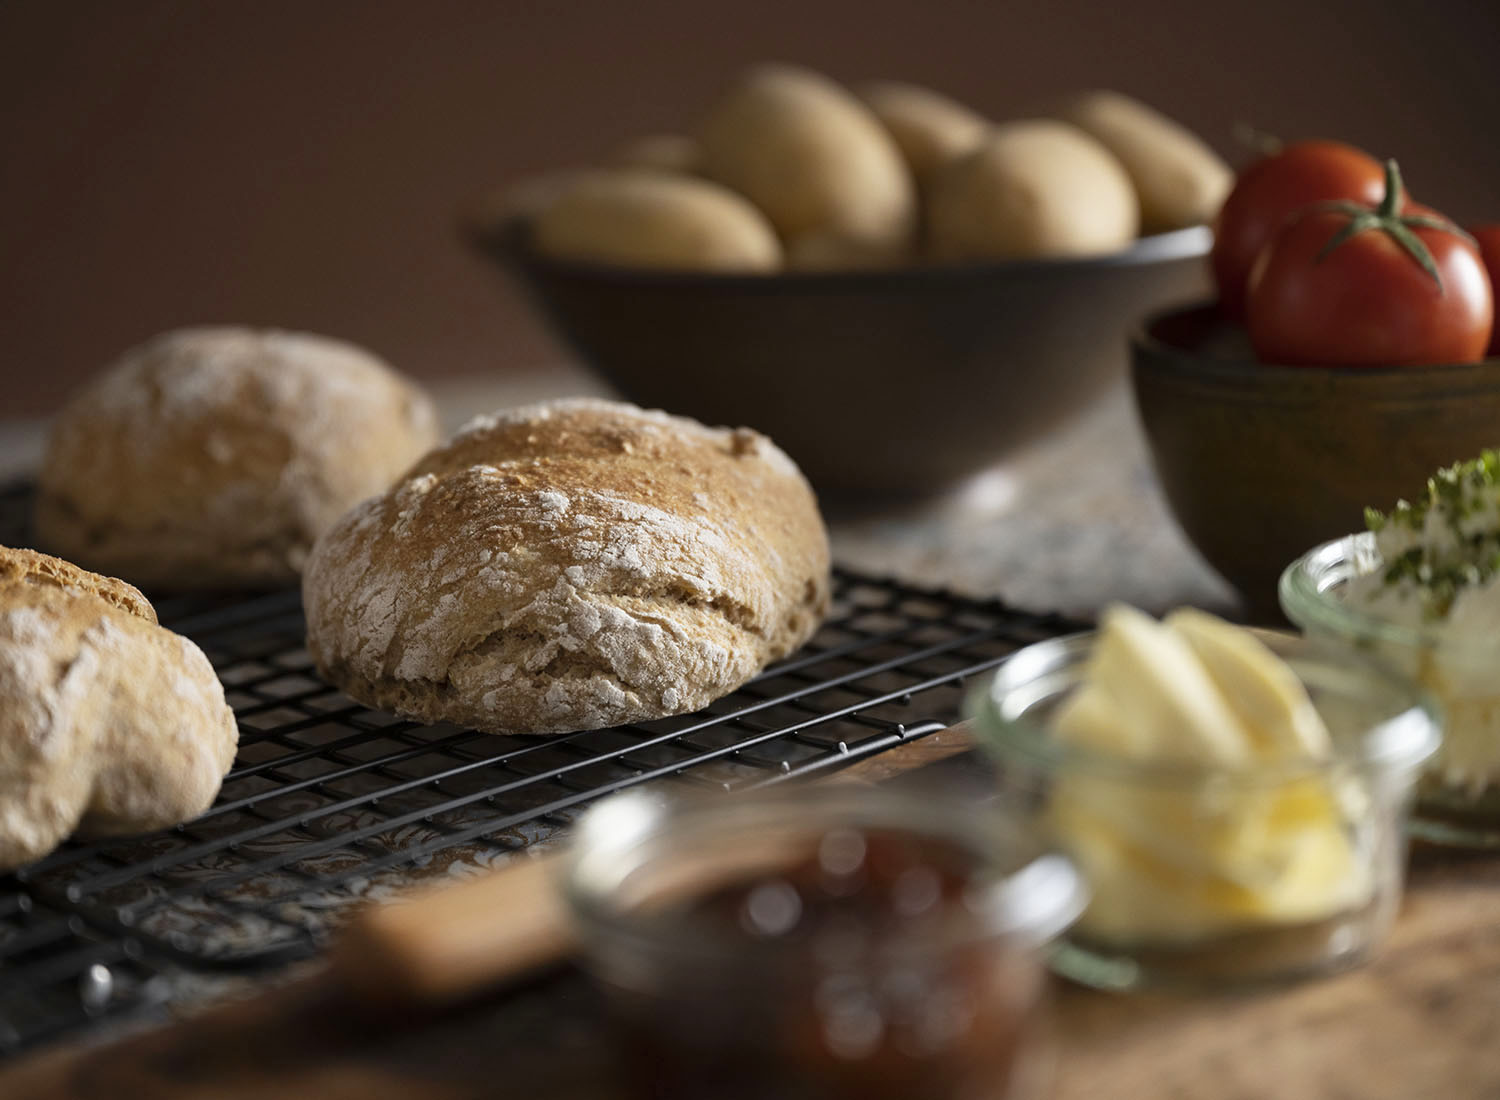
{"left": 606, "top": 828, "right": 1047, "bottom": 1100}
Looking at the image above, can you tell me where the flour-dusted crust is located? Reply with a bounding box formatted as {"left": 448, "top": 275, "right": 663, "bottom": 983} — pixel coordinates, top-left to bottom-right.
{"left": 0, "top": 549, "right": 237, "bottom": 871}
{"left": 303, "top": 399, "right": 831, "bottom": 735}
{"left": 0, "top": 545, "right": 157, "bottom": 623}
{"left": 35, "top": 327, "right": 441, "bottom": 590}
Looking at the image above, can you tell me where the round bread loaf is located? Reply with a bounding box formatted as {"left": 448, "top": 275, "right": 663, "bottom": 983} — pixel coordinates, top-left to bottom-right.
{"left": 303, "top": 399, "right": 831, "bottom": 735}
{"left": 35, "top": 327, "right": 441, "bottom": 591}
{"left": 0, "top": 547, "right": 237, "bottom": 871}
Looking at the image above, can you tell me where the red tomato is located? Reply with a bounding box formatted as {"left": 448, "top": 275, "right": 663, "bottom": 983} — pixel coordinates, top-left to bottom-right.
{"left": 1472, "top": 224, "right": 1500, "bottom": 356}
{"left": 1246, "top": 162, "right": 1493, "bottom": 367}
{"left": 1212, "top": 140, "right": 1388, "bottom": 319}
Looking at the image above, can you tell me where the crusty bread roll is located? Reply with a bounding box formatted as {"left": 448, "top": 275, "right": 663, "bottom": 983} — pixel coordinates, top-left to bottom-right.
{"left": 35, "top": 327, "right": 441, "bottom": 591}
{"left": 0, "top": 544, "right": 157, "bottom": 623}
{"left": 303, "top": 399, "right": 831, "bottom": 735}
{"left": 0, "top": 547, "right": 237, "bottom": 871}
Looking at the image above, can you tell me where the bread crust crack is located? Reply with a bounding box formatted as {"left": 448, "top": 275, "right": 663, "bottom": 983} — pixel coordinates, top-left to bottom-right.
{"left": 303, "top": 399, "right": 830, "bottom": 735}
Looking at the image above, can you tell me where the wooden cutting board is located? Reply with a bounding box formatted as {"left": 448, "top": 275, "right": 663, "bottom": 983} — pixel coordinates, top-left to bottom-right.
{"left": 5, "top": 732, "right": 1500, "bottom": 1100}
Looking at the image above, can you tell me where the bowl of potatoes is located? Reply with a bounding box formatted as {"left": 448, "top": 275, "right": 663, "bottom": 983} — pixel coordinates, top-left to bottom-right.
{"left": 470, "top": 65, "right": 1225, "bottom": 499}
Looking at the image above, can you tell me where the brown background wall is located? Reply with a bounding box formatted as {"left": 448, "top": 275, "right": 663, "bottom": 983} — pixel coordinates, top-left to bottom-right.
{"left": 2, "top": 0, "right": 1497, "bottom": 417}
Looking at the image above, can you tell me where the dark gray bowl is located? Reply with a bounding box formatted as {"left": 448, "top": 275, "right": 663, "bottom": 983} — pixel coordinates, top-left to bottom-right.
{"left": 476, "top": 222, "right": 1210, "bottom": 498}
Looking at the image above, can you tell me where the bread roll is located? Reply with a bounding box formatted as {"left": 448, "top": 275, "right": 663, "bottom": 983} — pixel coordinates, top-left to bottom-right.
{"left": 303, "top": 399, "right": 831, "bottom": 735}
{"left": 0, "top": 547, "right": 237, "bottom": 871}
{"left": 35, "top": 327, "right": 441, "bottom": 591}
{"left": 0, "top": 544, "right": 157, "bottom": 623}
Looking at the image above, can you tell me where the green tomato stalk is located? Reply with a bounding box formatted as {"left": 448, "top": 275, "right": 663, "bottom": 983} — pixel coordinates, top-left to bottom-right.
{"left": 1314, "top": 160, "right": 1476, "bottom": 294}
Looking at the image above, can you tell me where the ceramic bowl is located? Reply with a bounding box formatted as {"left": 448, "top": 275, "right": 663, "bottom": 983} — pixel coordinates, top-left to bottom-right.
{"left": 474, "top": 221, "right": 1210, "bottom": 500}
{"left": 1130, "top": 303, "right": 1500, "bottom": 617}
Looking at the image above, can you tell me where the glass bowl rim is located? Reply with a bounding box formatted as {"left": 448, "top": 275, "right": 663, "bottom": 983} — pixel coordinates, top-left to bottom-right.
{"left": 1278, "top": 531, "right": 1500, "bottom": 654}
{"left": 967, "top": 627, "right": 1440, "bottom": 787}
{"left": 561, "top": 784, "right": 1087, "bottom": 966}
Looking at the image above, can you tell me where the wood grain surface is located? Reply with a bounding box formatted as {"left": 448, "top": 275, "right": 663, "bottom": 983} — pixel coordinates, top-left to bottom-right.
{"left": 5, "top": 735, "right": 1499, "bottom": 1100}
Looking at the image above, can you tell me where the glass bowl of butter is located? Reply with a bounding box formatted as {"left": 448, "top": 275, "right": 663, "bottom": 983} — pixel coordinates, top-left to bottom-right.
{"left": 1281, "top": 451, "right": 1500, "bottom": 847}
{"left": 968, "top": 606, "right": 1438, "bottom": 991}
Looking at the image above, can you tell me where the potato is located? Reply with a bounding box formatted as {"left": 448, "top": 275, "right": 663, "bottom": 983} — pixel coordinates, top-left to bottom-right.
{"left": 696, "top": 64, "right": 916, "bottom": 254}
{"left": 859, "top": 81, "right": 989, "bottom": 190}
{"left": 1057, "top": 90, "right": 1231, "bottom": 232}
{"left": 530, "top": 171, "right": 781, "bottom": 272}
{"left": 467, "top": 169, "right": 616, "bottom": 232}
{"left": 614, "top": 133, "right": 702, "bottom": 175}
{"left": 926, "top": 120, "right": 1138, "bottom": 261}
{"left": 785, "top": 230, "right": 911, "bottom": 271}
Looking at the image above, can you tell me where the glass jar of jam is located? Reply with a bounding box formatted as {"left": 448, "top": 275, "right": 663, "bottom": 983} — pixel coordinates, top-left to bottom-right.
{"left": 562, "top": 785, "right": 1084, "bottom": 1100}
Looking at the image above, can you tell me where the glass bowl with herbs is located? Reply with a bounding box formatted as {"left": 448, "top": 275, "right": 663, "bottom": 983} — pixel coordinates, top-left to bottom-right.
{"left": 1281, "top": 449, "right": 1500, "bottom": 846}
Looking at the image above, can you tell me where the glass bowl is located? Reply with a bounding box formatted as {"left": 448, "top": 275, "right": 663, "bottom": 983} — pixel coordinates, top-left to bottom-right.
{"left": 562, "top": 784, "right": 1085, "bottom": 1100}
{"left": 967, "top": 628, "right": 1438, "bottom": 992}
{"left": 1282, "top": 532, "right": 1500, "bottom": 847}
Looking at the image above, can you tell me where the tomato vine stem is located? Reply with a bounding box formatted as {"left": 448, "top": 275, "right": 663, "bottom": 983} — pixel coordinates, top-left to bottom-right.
{"left": 1310, "top": 159, "right": 1471, "bottom": 296}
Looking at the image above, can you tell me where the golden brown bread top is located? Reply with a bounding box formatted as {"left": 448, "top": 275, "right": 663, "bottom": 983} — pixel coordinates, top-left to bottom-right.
{"left": 0, "top": 546, "right": 157, "bottom": 624}
{"left": 405, "top": 398, "right": 803, "bottom": 537}
{"left": 304, "top": 398, "right": 830, "bottom": 735}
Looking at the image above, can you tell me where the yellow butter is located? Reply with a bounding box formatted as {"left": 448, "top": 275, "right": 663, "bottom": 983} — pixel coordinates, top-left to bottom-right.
{"left": 1052, "top": 606, "right": 1370, "bottom": 943}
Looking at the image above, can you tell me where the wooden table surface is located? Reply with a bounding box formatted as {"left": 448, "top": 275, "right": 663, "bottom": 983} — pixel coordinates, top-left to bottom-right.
{"left": 5, "top": 374, "right": 1474, "bottom": 1096}
{"left": 5, "top": 730, "right": 1499, "bottom": 1100}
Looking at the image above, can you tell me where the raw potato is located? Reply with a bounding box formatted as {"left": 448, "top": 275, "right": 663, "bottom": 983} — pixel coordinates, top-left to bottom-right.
{"left": 786, "top": 231, "right": 911, "bottom": 271}
{"left": 860, "top": 80, "right": 989, "bottom": 189}
{"left": 531, "top": 171, "right": 782, "bottom": 272}
{"left": 926, "top": 120, "right": 1139, "bottom": 261}
{"left": 614, "top": 133, "right": 701, "bottom": 175}
{"left": 466, "top": 168, "right": 618, "bottom": 234}
{"left": 1058, "top": 90, "right": 1232, "bottom": 232}
{"left": 697, "top": 64, "right": 916, "bottom": 254}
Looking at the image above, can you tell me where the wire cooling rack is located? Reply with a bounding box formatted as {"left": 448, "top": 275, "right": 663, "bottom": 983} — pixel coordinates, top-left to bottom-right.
{"left": 0, "top": 481, "right": 1083, "bottom": 1053}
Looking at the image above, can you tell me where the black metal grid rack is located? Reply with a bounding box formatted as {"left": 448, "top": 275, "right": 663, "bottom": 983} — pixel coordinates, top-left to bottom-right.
{"left": 0, "top": 482, "right": 1083, "bottom": 1054}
